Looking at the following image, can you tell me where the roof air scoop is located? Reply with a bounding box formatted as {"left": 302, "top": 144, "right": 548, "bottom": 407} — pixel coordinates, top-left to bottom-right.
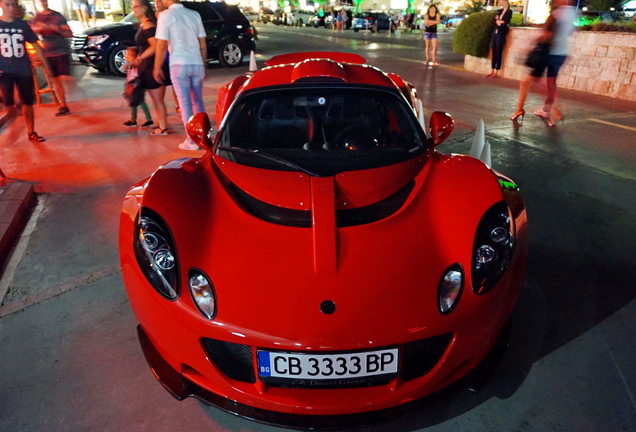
{"left": 291, "top": 59, "right": 348, "bottom": 83}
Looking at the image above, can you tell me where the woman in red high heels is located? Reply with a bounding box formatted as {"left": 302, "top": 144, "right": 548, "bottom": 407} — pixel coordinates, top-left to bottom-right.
{"left": 511, "top": 0, "right": 576, "bottom": 126}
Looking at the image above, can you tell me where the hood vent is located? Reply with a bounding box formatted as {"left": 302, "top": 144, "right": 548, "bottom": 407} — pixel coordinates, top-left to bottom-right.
{"left": 228, "top": 180, "right": 414, "bottom": 228}
{"left": 229, "top": 183, "right": 312, "bottom": 228}
{"left": 337, "top": 181, "right": 414, "bottom": 227}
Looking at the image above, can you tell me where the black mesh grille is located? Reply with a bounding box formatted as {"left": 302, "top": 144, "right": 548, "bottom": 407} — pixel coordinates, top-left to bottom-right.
{"left": 401, "top": 333, "right": 453, "bottom": 381}
{"left": 201, "top": 338, "right": 256, "bottom": 383}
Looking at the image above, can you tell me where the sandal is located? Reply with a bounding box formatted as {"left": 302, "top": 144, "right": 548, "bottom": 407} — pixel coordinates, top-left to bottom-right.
{"left": 150, "top": 128, "right": 169, "bottom": 136}
{"left": 55, "top": 106, "right": 70, "bottom": 116}
{"left": 28, "top": 131, "right": 46, "bottom": 142}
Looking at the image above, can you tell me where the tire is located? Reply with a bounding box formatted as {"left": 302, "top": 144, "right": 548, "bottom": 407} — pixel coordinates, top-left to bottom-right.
{"left": 218, "top": 40, "right": 243, "bottom": 67}
{"left": 109, "top": 45, "right": 128, "bottom": 77}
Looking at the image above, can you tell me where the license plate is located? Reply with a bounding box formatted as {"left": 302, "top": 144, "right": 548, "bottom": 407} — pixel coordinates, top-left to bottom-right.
{"left": 71, "top": 53, "right": 79, "bottom": 61}
{"left": 257, "top": 348, "right": 398, "bottom": 386}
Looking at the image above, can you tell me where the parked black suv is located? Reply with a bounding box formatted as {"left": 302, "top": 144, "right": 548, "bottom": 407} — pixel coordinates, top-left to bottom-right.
{"left": 71, "top": 1, "right": 256, "bottom": 76}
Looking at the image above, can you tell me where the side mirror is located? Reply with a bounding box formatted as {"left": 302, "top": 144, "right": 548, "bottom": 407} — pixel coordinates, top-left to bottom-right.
{"left": 186, "top": 112, "right": 214, "bottom": 151}
{"left": 429, "top": 111, "right": 455, "bottom": 147}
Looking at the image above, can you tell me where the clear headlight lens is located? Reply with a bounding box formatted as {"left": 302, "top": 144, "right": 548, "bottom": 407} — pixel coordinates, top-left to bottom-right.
{"left": 87, "top": 34, "right": 109, "bottom": 46}
{"left": 438, "top": 264, "right": 464, "bottom": 314}
{"left": 472, "top": 201, "right": 515, "bottom": 295}
{"left": 133, "top": 208, "right": 180, "bottom": 300}
{"left": 188, "top": 269, "right": 216, "bottom": 319}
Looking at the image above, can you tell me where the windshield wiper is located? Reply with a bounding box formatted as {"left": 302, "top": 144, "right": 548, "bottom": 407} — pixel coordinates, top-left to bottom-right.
{"left": 216, "top": 145, "right": 321, "bottom": 177}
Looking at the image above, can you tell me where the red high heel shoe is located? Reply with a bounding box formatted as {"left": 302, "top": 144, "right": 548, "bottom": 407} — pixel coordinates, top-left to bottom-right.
{"left": 510, "top": 109, "right": 525, "bottom": 123}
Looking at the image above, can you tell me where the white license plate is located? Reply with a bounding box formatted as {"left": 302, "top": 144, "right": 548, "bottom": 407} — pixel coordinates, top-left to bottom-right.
{"left": 71, "top": 53, "right": 79, "bottom": 61}
{"left": 257, "top": 348, "right": 399, "bottom": 382}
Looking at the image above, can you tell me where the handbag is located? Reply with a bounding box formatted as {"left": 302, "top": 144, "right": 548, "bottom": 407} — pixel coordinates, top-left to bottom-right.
{"left": 123, "top": 77, "right": 144, "bottom": 107}
{"left": 525, "top": 43, "right": 549, "bottom": 69}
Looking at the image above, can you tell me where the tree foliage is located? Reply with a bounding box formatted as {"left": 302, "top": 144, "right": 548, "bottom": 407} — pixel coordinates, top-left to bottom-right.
{"left": 453, "top": 10, "right": 497, "bottom": 58}
{"left": 584, "top": 0, "right": 622, "bottom": 11}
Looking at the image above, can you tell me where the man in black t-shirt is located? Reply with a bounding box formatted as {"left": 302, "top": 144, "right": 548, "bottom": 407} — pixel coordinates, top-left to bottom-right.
{"left": 0, "top": 0, "right": 50, "bottom": 142}
{"left": 31, "top": 0, "right": 73, "bottom": 116}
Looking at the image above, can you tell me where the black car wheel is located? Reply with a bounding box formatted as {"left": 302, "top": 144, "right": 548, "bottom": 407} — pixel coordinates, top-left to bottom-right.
{"left": 218, "top": 40, "right": 243, "bottom": 67}
{"left": 109, "top": 45, "right": 128, "bottom": 76}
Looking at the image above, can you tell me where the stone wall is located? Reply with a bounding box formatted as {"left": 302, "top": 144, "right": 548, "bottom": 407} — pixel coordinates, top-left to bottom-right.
{"left": 463, "top": 27, "right": 636, "bottom": 102}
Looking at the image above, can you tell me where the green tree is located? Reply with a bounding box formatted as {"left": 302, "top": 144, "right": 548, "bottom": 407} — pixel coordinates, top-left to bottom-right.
{"left": 584, "top": 0, "right": 622, "bottom": 10}
{"left": 462, "top": 0, "right": 485, "bottom": 14}
{"left": 453, "top": 10, "right": 497, "bottom": 57}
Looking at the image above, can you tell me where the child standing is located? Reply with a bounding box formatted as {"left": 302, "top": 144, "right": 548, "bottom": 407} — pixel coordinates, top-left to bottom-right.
{"left": 123, "top": 47, "right": 153, "bottom": 127}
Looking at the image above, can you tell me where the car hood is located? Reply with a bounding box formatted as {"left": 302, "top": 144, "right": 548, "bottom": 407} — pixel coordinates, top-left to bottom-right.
{"left": 81, "top": 21, "right": 136, "bottom": 36}
{"left": 136, "top": 153, "right": 507, "bottom": 348}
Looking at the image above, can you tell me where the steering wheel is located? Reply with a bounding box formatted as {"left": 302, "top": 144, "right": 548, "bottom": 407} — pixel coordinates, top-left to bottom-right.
{"left": 333, "top": 125, "right": 379, "bottom": 151}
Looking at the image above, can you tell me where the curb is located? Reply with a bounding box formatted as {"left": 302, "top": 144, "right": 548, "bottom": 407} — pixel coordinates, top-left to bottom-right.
{"left": 0, "top": 108, "right": 14, "bottom": 130}
{"left": 0, "top": 178, "right": 35, "bottom": 272}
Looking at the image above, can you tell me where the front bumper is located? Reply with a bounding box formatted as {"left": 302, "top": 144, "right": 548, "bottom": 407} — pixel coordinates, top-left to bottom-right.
{"left": 137, "top": 324, "right": 507, "bottom": 428}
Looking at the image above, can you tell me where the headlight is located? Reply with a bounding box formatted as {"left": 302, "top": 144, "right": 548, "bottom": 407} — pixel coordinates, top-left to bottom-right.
{"left": 86, "top": 34, "right": 109, "bottom": 46}
{"left": 188, "top": 269, "right": 216, "bottom": 319}
{"left": 438, "top": 264, "right": 463, "bottom": 314}
{"left": 472, "top": 201, "right": 514, "bottom": 294}
{"left": 133, "top": 208, "right": 180, "bottom": 300}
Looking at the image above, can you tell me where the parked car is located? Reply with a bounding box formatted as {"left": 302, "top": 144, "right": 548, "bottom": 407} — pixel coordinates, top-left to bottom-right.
{"left": 352, "top": 12, "right": 395, "bottom": 32}
{"left": 241, "top": 8, "right": 259, "bottom": 22}
{"left": 308, "top": 9, "right": 327, "bottom": 27}
{"left": 119, "top": 51, "right": 528, "bottom": 427}
{"left": 258, "top": 7, "right": 276, "bottom": 23}
{"left": 308, "top": 13, "right": 326, "bottom": 27}
{"left": 288, "top": 9, "right": 315, "bottom": 26}
{"left": 71, "top": 1, "right": 256, "bottom": 76}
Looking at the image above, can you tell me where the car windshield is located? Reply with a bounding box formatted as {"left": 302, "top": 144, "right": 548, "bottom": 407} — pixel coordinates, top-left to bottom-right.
{"left": 215, "top": 87, "right": 427, "bottom": 176}
{"left": 121, "top": 12, "right": 139, "bottom": 23}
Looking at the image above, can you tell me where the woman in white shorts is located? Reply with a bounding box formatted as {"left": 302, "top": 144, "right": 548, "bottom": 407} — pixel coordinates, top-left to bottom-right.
{"left": 73, "top": 0, "right": 89, "bottom": 28}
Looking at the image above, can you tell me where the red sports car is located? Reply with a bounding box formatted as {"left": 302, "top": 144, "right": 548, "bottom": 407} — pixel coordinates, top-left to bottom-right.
{"left": 119, "top": 52, "right": 528, "bottom": 427}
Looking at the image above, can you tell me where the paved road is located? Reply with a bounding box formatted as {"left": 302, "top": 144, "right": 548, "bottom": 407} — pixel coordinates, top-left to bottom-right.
{"left": 1, "top": 23, "right": 635, "bottom": 431}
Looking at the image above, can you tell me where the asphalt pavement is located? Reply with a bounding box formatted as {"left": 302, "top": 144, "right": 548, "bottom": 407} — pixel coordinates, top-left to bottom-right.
{"left": 1, "top": 23, "right": 636, "bottom": 431}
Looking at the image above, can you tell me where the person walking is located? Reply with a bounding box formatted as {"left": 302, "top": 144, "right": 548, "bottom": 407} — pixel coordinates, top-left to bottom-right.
{"left": 423, "top": 5, "right": 441, "bottom": 66}
{"left": 31, "top": 0, "right": 73, "bottom": 116}
{"left": 155, "top": 0, "right": 180, "bottom": 114}
{"left": 86, "top": 0, "right": 96, "bottom": 27}
{"left": 336, "top": 9, "right": 344, "bottom": 32}
{"left": 0, "top": 0, "right": 50, "bottom": 142}
{"left": 511, "top": 0, "right": 576, "bottom": 126}
{"left": 486, "top": 0, "right": 512, "bottom": 78}
{"left": 74, "top": 0, "right": 89, "bottom": 28}
{"left": 131, "top": 0, "right": 169, "bottom": 135}
{"left": 122, "top": 47, "right": 154, "bottom": 127}
{"left": 153, "top": 0, "right": 206, "bottom": 150}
